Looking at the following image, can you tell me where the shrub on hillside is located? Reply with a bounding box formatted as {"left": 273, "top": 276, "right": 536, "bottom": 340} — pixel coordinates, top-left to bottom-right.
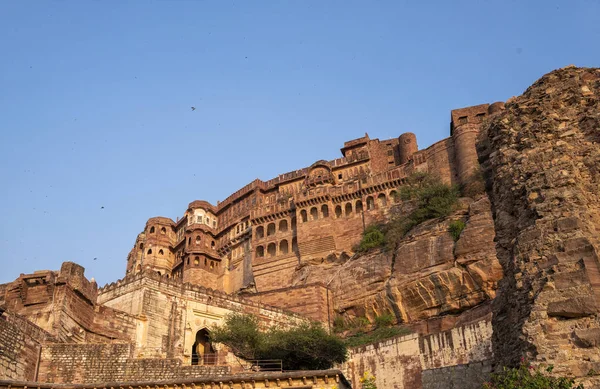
{"left": 448, "top": 220, "right": 466, "bottom": 242}
{"left": 355, "top": 173, "right": 460, "bottom": 253}
{"left": 483, "top": 362, "right": 584, "bottom": 389}
{"left": 356, "top": 224, "right": 386, "bottom": 252}
{"left": 384, "top": 173, "right": 459, "bottom": 250}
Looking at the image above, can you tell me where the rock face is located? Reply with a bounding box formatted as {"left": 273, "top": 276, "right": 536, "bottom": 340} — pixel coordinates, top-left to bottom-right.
{"left": 478, "top": 66, "right": 600, "bottom": 382}
{"left": 291, "top": 196, "right": 503, "bottom": 331}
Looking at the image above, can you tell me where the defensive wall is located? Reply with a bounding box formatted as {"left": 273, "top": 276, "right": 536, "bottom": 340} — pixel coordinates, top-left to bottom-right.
{"left": 341, "top": 316, "right": 493, "bottom": 389}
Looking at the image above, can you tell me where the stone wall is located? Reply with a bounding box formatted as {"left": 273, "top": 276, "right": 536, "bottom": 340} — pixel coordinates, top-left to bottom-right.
{"left": 98, "top": 272, "right": 305, "bottom": 362}
{"left": 0, "top": 311, "right": 53, "bottom": 381}
{"left": 37, "top": 343, "right": 230, "bottom": 384}
{"left": 244, "top": 283, "right": 333, "bottom": 324}
{"left": 340, "top": 318, "right": 493, "bottom": 389}
{"left": 421, "top": 361, "right": 492, "bottom": 389}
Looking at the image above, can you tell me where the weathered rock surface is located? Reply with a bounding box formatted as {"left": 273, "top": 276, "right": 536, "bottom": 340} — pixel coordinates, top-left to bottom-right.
{"left": 478, "top": 65, "right": 600, "bottom": 384}
{"left": 291, "top": 196, "right": 502, "bottom": 330}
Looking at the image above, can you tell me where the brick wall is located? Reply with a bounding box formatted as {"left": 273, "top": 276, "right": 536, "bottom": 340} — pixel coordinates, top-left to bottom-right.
{"left": 421, "top": 361, "right": 492, "bottom": 389}
{"left": 0, "top": 311, "right": 52, "bottom": 381}
{"left": 245, "top": 283, "right": 333, "bottom": 324}
{"left": 37, "top": 343, "right": 230, "bottom": 384}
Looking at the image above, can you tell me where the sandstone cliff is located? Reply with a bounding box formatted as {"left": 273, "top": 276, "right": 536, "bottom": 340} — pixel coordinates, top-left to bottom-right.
{"left": 291, "top": 195, "right": 503, "bottom": 332}
{"left": 478, "top": 66, "right": 600, "bottom": 384}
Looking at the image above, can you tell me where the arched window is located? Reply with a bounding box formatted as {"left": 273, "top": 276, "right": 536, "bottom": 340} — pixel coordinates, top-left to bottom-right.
{"left": 256, "top": 246, "right": 264, "bottom": 258}
{"left": 279, "top": 219, "right": 288, "bottom": 232}
{"left": 267, "top": 243, "right": 276, "bottom": 258}
{"left": 267, "top": 223, "right": 276, "bottom": 236}
{"left": 300, "top": 210, "right": 308, "bottom": 223}
{"left": 279, "top": 240, "right": 289, "bottom": 255}
{"left": 310, "top": 207, "right": 318, "bottom": 221}
{"left": 194, "top": 256, "right": 199, "bottom": 265}
{"left": 321, "top": 204, "right": 329, "bottom": 218}
{"left": 136, "top": 264, "right": 142, "bottom": 272}
{"left": 211, "top": 241, "right": 215, "bottom": 248}
{"left": 335, "top": 205, "right": 342, "bottom": 218}
{"left": 390, "top": 190, "right": 399, "bottom": 203}
{"left": 187, "top": 258, "right": 190, "bottom": 265}
{"left": 356, "top": 200, "right": 364, "bottom": 213}
{"left": 378, "top": 193, "right": 387, "bottom": 207}
{"left": 345, "top": 202, "right": 353, "bottom": 216}
{"left": 150, "top": 226, "right": 155, "bottom": 233}
{"left": 256, "top": 226, "right": 264, "bottom": 239}
{"left": 367, "top": 196, "right": 375, "bottom": 210}
{"left": 196, "top": 235, "right": 201, "bottom": 243}
{"left": 188, "top": 237, "right": 192, "bottom": 245}
{"left": 159, "top": 249, "right": 164, "bottom": 255}
{"left": 139, "top": 243, "right": 144, "bottom": 249}
{"left": 157, "top": 271, "right": 161, "bottom": 276}
{"left": 161, "top": 227, "right": 166, "bottom": 234}
{"left": 192, "top": 329, "right": 216, "bottom": 366}
{"left": 147, "top": 249, "right": 153, "bottom": 255}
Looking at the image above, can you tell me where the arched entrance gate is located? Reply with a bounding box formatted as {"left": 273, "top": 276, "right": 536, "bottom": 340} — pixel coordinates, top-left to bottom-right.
{"left": 191, "top": 328, "right": 216, "bottom": 365}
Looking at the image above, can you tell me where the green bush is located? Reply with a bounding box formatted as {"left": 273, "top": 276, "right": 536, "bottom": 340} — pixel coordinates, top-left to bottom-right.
{"left": 356, "top": 225, "right": 386, "bottom": 252}
{"left": 448, "top": 220, "right": 466, "bottom": 242}
{"left": 210, "top": 313, "right": 347, "bottom": 371}
{"left": 332, "top": 316, "right": 346, "bottom": 333}
{"left": 345, "top": 326, "right": 411, "bottom": 348}
{"left": 374, "top": 313, "right": 395, "bottom": 328}
{"left": 483, "top": 362, "right": 584, "bottom": 389}
{"left": 384, "top": 173, "right": 459, "bottom": 250}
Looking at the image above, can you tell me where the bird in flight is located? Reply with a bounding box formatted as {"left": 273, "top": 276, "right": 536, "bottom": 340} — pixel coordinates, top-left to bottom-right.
{"left": 191, "top": 107, "right": 196, "bottom": 111}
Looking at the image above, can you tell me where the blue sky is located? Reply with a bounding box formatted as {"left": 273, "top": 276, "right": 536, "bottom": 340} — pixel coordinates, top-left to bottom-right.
{"left": 1, "top": 1, "right": 598, "bottom": 285}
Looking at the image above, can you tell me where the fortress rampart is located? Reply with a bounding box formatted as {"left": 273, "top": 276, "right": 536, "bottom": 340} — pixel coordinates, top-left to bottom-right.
{"left": 125, "top": 102, "right": 504, "bottom": 296}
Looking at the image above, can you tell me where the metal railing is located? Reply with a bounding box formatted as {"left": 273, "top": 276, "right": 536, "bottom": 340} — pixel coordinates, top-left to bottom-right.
{"left": 244, "top": 359, "right": 283, "bottom": 372}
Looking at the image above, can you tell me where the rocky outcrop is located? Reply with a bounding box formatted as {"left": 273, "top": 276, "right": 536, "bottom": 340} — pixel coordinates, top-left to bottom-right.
{"left": 291, "top": 196, "right": 502, "bottom": 331}
{"left": 478, "top": 66, "right": 600, "bottom": 383}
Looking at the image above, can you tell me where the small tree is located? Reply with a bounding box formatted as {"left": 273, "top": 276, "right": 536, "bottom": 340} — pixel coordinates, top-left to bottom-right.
{"left": 210, "top": 313, "right": 347, "bottom": 371}
{"left": 356, "top": 224, "right": 386, "bottom": 252}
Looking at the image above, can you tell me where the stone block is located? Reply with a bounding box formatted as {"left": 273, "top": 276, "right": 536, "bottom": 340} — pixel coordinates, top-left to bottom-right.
{"left": 547, "top": 297, "right": 597, "bottom": 318}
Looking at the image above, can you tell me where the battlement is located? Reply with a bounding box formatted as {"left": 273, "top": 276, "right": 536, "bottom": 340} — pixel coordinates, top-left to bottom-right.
{"left": 98, "top": 269, "right": 308, "bottom": 321}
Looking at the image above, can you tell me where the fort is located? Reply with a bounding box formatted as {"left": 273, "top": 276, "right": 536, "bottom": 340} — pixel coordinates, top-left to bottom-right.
{"left": 2, "top": 66, "right": 600, "bottom": 389}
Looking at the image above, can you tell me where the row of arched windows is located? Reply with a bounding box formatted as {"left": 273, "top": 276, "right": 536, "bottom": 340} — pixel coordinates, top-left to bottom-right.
{"left": 149, "top": 226, "right": 167, "bottom": 234}
{"left": 299, "top": 204, "right": 330, "bottom": 222}
{"left": 299, "top": 192, "right": 398, "bottom": 222}
{"left": 255, "top": 218, "right": 296, "bottom": 239}
{"left": 147, "top": 248, "right": 165, "bottom": 255}
{"left": 186, "top": 255, "right": 218, "bottom": 270}
{"left": 255, "top": 238, "right": 297, "bottom": 258}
